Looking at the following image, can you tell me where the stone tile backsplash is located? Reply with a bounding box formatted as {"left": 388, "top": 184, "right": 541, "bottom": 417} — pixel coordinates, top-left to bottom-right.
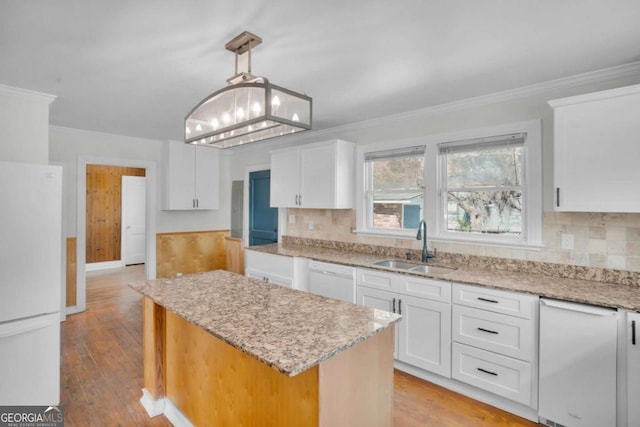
{"left": 285, "top": 209, "right": 640, "bottom": 272}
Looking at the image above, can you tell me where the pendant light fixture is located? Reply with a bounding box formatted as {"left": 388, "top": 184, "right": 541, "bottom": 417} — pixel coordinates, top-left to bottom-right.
{"left": 185, "top": 31, "right": 312, "bottom": 148}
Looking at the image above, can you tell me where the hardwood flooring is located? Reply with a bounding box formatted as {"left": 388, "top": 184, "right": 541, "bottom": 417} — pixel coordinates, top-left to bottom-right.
{"left": 61, "top": 266, "right": 540, "bottom": 426}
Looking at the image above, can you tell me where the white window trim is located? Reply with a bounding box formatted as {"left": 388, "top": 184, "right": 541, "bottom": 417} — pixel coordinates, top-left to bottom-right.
{"left": 356, "top": 119, "right": 543, "bottom": 248}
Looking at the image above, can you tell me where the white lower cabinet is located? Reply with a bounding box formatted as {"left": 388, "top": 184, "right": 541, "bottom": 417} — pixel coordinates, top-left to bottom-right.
{"left": 356, "top": 269, "right": 451, "bottom": 377}
{"left": 452, "top": 283, "right": 539, "bottom": 409}
{"left": 627, "top": 311, "right": 640, "bottom": 426}
{"left": 244, "top": 250, "right": 294, "bottom": 288}
{"left": 452, "top": 342, "right": 532, "bottom": 406}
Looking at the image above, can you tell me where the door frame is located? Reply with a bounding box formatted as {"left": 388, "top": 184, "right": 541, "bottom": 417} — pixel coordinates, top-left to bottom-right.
{"left": 243, "top": 164, "right": 286, "bottom": 247}
{"left": 73, "top": 155, "right": 157, "bottom": 315}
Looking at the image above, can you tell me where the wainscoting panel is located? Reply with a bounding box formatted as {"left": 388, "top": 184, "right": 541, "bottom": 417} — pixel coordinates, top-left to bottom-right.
{"left": 66, "top": 237, "right": 77, "bottom": 307}
{"left": 156, "top": 230, "right": 229, "bottom": 279}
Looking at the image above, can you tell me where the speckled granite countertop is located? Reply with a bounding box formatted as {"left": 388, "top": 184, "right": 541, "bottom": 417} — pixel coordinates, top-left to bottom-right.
{"left": 247, "top": 243, "right": 640, "bottom": 311}
{"left": 130, "top": 270, "right": 401, "bottom": 376}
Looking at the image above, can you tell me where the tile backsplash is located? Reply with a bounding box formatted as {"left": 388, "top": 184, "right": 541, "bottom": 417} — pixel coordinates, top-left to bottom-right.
{"left": 285, "top": 209, "right": 640, "bottom": 272}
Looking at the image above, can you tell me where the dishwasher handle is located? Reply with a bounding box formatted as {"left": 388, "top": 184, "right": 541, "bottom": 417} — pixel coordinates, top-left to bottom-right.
{"left": 309, "top": 269, "right": 352, "bottom": 280}
{"left": 540, "top": 298, "right": 618, "bottom": 317}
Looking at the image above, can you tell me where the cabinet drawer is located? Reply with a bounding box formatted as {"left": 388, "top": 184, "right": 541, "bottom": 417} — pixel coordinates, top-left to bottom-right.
{"left": 356, "top": 268, "right": 396, "bottom": 291}
{"left": 452, "top": 305, "right": 535, "bottom": 361}
{"left": 453, "top": 283, "right": 537, "bottom": 319}
{"left": 398, "top": 275, "right": 451, "bottom": 303}
{"left": 452, "top": 343, "right": 533, "bottom": 406}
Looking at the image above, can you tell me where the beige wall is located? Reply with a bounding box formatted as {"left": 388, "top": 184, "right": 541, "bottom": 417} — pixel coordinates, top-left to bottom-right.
{"left": 49, "top": 126, "right": 231, "bottom": 236}
{"left": 227, "top": 69, "right": 640, "bottom": 272}
{"left": 0, "top": 85, "right": 53, "bottom": 163}
{"left": 286, "top": 209, "right": 640, "bottom": 272}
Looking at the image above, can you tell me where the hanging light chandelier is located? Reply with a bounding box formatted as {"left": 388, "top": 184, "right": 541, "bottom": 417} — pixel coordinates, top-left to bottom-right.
{"left": 185, "top": 31, "right": 312, "bottom": 148}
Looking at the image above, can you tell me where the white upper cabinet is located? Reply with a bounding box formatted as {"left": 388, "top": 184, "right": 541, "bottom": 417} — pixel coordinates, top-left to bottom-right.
{"left": 549, "top": 84, "right": 640, "bottom": 212}
{"left": 270, "top": 139, "right": 354, "bottom": 209}
{"left": 163, "top": 141, "right": 219, "bottom": 210}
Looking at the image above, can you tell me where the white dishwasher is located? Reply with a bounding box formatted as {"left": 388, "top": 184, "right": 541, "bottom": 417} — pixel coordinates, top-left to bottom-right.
{"left": 307, "top": 260, "right": 355, "bottom": 303}
{"left": 538, "top": 298, "right": 619, "bottom": 427}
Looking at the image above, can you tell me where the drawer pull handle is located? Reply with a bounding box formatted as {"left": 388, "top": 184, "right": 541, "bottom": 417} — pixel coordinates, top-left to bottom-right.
{"left": 392, "top": 298, "right": 396, "bottom": 314}
{"left": 477, "top": 327, "right": 498, "bottom": 335}
{"left": 477, "top": 367, "right": 498, "bottom": 376}
{"left": 477, "top": 297, "right": 499, "bottom": 304}
{"left": 633, "top": 320, "right": 636, "bottom": 346}
{"left": 398, "top": 299, "right": 402, "bottom": 315}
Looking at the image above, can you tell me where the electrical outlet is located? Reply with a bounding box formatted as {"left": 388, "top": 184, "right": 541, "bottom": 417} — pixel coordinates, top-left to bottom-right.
{"left": 288, "top": 215, "right": 296, "bottom": 225}
{"left": 561, "top": 234, "right": 574, "bottom": 250}
{"left": 308, "top": 221, "right": 314, "bottom": 231}
{"left": 176, "top": 272, "right": 183, "bottom": 277}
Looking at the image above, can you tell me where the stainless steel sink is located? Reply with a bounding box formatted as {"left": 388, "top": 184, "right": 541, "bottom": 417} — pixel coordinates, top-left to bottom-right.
{"left": 409, "top": 265, "right": 456, "bottom": 275}
{"left": 373, "top": 259, "right": 416, "bottom": 269}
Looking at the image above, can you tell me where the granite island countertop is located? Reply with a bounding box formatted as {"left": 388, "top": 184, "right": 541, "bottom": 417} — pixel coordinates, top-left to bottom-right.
{"left": 247, "top": 243, "right": 640, "bottom": 311}
{"left": 130, "top": 269, "right": 401, "bottom": 376}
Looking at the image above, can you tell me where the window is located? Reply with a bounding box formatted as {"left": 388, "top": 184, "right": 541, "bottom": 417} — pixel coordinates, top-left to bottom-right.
{"left": 440, "top": 134, "right": 525, "bottom": 238}
{"left": 356, "top": 120, "right": 542, "bottom": 247}
{"left": 364, "top": 146, "right": 425, "bottom": 234}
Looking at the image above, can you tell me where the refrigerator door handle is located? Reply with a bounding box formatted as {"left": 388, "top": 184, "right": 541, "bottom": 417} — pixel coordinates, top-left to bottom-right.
{"left": 540, "top": 298, "right": 618, "bottom": 317}
{"left": 0, "top": 313, "right": 59, "bottom": 339}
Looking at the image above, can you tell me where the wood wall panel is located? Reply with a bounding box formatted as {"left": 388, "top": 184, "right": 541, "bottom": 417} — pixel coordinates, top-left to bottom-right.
{"left": 224, "top": 236, "right": 245, "bottom": 274}
{"left": 164, "top": 308, "right": 319, "bottom": 427}
{"left": 86, "top": 164, "right": 145, "bottom": 264}
{"left": 66, "top": 237, "right": 77, "bottom": 307}
{"left": 156, "top": 230, "right": 229, "bottom": 279}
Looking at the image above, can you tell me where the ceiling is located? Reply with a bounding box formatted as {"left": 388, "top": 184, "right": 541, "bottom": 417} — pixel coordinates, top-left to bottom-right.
{"left": 2, "top": 0, "right": 640, "bottom": 142}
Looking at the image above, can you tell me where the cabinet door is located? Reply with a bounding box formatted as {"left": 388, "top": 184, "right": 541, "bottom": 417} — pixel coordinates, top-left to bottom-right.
{"left": 299, "top": 144, "right": 335, "bottom": 208}
{"left": 629, "top": 311, "right": 640, "bottom": 427}
{"left": 270, "top": 148, "right": 300, "bottom": 208}
{"left": 551, "top": 85, "right": 640, "bottom": 212}
{"left": 357, "top": 286, "right": 399, "bottom": 358}
{"left": 165, "top": 142, "right": 196, "bottom": 210}
{"left": 193, "top": 146, "right": 219, "bottom": 209}
{"left": 398, "top": 294, "right": 451, "bottom": 377}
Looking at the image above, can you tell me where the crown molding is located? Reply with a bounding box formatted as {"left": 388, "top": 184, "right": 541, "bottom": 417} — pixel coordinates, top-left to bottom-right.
{"left": 228, "top": 61, "right": 640, "bottom": 154}
{"left": 0, "top": 84, "right": 56, "bottom": 104}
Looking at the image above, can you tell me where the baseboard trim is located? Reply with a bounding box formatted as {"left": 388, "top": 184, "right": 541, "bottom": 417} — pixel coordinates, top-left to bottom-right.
{"left": 139, "top": 389, "right": 194, "bottom": 427}
{"left": 86, "top": 260, "right": 125, "bottom": 271}
{"left": 139, "top": 388, "right": 165, "bottom": 418}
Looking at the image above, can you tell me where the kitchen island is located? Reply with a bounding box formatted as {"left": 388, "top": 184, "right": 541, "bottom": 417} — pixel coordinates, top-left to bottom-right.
{"left": 130, "top": 270, "right": 401, "bottom": 427}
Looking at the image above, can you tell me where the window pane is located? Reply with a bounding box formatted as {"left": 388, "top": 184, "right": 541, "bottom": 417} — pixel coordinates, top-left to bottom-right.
{"left": 447, "top": 146, "right": 523, "bottom": 188}
{"left": 370, "top": 156, "right": 424, "bottom": 229}
{"left": 446, "top": 190, "right": 522, "bottom": 235}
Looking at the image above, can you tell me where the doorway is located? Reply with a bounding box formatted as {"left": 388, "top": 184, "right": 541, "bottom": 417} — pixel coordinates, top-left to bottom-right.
{"left": 85, "top": 165, "right": 145, "bottom": 271}
{"left": 248, "top": 170, "right": 278, "bottom": 246}
{"left": 74, "top": 156, "right": 157, "bottom": 315}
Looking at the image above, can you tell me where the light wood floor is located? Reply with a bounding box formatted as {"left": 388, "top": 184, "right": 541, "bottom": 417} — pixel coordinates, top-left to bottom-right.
{"left": 60, "top": 265, "right": 540, "bottom": 426}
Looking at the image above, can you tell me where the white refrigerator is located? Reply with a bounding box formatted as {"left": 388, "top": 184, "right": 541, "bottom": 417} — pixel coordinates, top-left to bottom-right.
{"left": 0, "top": 160, "right": 62, "bottom": 405}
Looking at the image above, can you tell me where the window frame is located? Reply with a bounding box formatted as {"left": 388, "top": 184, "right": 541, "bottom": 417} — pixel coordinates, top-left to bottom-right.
{"left": 356, "top": 120, "right": 542, "bottom": 248}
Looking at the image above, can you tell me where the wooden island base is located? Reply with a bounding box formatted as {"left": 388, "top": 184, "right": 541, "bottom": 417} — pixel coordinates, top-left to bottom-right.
{"left": 141, "top": 298, "right": 395, "bottom": 427}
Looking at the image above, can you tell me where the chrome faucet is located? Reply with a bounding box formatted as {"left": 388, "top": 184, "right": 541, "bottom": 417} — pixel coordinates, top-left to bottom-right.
{"left": 416, "top": 219, "right": 435, "bottom": 263}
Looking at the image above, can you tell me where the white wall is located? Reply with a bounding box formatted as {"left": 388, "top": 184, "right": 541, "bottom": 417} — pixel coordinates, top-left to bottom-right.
{"left": 48, "top": 126, "right": 230, "bottom": 237}
{"left": 0, "top": 85, "right": 54, "bottom": 164}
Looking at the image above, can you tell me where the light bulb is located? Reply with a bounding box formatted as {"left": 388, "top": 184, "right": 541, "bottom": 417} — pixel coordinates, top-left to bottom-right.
{"left": 292, "top": 113, "right": 299, "bottom": 122}
{"left": 262, "top": 122, "right": 267, "bottom": 128}
{"left": 252, "top": 102, "right": 261, "bottom": 115}
{"left": 236, "top": 107, "right": 245, "bottom": 120}
{"left": 211, "top": 118, "right": 219, "bottom": 130}
{"left": 271, "top": 95, "right": 281, "bottom": 108}
{"left": 222, "top": 113, "right": 231, "bottom": 124}
{"left": 195, "top": 124, "right": 202, "bottom": 131}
